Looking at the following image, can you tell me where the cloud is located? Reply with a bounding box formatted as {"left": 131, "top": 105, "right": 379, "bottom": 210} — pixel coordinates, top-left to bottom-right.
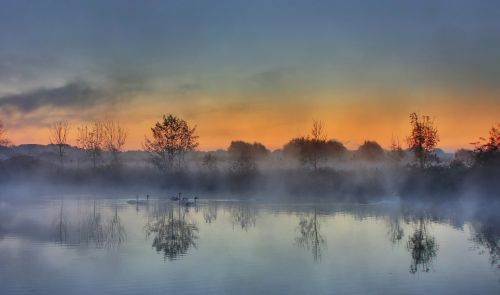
{"left": 0, "top": 81, "right": 126, "bottom": 114}
{"left": 249, "top": 67, "right": 296, "bottom": 91}
{"left": 0, "top": 82, "right": 98, "bottom": 113}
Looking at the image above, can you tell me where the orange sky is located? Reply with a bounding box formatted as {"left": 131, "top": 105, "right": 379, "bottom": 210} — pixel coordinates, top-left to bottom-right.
{"left": 5, "top": 89, "right": 498, "bottom": 152}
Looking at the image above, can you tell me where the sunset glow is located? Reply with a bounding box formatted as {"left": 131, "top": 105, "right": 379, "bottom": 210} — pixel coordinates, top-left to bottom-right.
{"left": 0, "top": 1, "right": 499, "bottom": 151}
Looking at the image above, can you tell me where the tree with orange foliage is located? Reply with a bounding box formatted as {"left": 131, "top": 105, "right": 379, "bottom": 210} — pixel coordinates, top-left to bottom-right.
{"left": 472, "top": 124, "right": 500, "bottom": 167}
{"left": 0, "top": 119, "right": 10, "bottom": 147}
{"left": 406, "top": 113, "right": 439, "bottom": 169}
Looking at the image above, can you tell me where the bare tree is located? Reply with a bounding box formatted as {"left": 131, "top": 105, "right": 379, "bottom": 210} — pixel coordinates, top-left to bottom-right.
{"left": 311, "top": 120, "right": 326, "bottom": 141}
{"left": 0, "top": 119, "right": 11, "bottom": 147}
{"left": 144, "top": 114, "right": 199, "bottom": 172}
{"left": 305, "top": 120, "right": 328, "bottom": 170}
{"left": 388, "top": 136, "right": 405, "bottom": 164}
{"left": 77, "top": 121, "right": 104, "bottom": 168}
{"left": 406, "top": 113, "right": 439, "bottom": 168}
{"left": 49, "top": 121, "right": 70, "bottom": 166}
{"left": 102, "top": 120, "right": 127, "bottom": 165}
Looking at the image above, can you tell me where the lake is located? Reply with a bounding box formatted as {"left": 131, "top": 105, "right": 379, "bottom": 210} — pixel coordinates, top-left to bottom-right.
{"left": 0, "top": 197, "right": 499, "bottom": 295}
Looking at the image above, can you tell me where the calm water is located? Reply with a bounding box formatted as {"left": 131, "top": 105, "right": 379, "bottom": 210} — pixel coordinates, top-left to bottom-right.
{"left": 0, "top": 197, "right": 499, "bottom": 295}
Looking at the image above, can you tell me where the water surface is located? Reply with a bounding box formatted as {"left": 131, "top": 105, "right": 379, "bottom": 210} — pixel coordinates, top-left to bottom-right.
{"left": 0, "top": 197, "right": 499, "bottom": 295}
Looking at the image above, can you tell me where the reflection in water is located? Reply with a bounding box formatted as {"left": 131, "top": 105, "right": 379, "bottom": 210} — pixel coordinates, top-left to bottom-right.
{"left": 406, "top": 217, "right": 439, "bottom": 274}
{"left": 106, "top": 206, "right": 126, "bottom": 247}
{"left": 3, "top": 198, "right": 498, "bottom": 291}
{"left": 295, "top": 209, "right": 326, "bottom": 262}
{"left": 82, "top": 200, "right": 106, "bottom": 247}
{"left": 470, "top": 215, "right": 500, "bottom": 272}
{"left": 145, "top": 203, "right": 199, "bottom": 260}
{"left": 386, "top": 216, "right": 404, "bottom": 245}
{"left": 229, "top": 204, "right": 258, "bottom": 231}
{"left": 53, "top": 200, "right": 126, "bottom": 248}
{"left": 203, "top": 202, "right": 218, "bottom": 224}
{"left": 54, "top": 200, "right": 68, "bottom": 244}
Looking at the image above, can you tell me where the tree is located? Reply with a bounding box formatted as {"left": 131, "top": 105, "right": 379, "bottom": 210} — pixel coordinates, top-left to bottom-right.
{"left": 356, "top": 140, "right": 385, "bottom": 161}
{"left": 227, "top": 141, "right": 268, "bottom": 174}
{"left": 308, "top": 120, "right": 327, "bottom": 169}
{"left": 388, "top": 136, "right": 405, "bottom": 164}
{"left": 77, "top": 121, "right": 104, "bottom": 168}
{"left": 228, "top": 141, "right": 269, "bottom": 160}
{"left": 406, "top": 113, "right": 440, "bottom": 168}
{"left": 0, "top": 119, "right": 11, "bottom": 147}
{"left": 201, "top": 152, "right": 218, "bottom": 171}
{"left": 49, "top": 121, "right": 70, "bottom": 166}
{"left": 144, "top": 114, "right": 199, "bottom": 172}
{"left": 311, "top": 120, "right": 326, "bottom": 141}
{"left": 472, "top": 124, "right": 500, "bottom": 167}
{"left": 102, "top": 120, "right": 127, "bottom": 165}
{"left": 283, "top": 120, "right": 346, "bottom": 169}
{"left": 453, "top": 149, "right": 474, "bottom": 167}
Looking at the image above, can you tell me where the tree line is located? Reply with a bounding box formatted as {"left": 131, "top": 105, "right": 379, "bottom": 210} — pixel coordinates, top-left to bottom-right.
{"left": 0, "top": 113, "right": 498, "bottom": 172}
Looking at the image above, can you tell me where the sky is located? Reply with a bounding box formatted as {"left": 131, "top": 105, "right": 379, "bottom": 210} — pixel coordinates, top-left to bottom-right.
{"left": 0, "top": 0, "right": 499, "bottom": 151}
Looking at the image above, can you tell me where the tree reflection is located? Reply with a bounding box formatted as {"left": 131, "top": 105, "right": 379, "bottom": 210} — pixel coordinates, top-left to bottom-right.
{"left": 203, "top": 202, "right": 218, "bottom": 224}
{"left": 469, "top": 215, "right": 500, "bottom": 271}
{"left": 145, "top": 204, "right": 199, "bottom": 260}
{"left": 229, "top": 204, "right": 258, "bottom": 231}
{"left": 295, "top": 209, "right": 326, "bottom": 262}
{"left": 54, "top": 200, "right": 68, "bottom": 244}
{"left": 105, "top": 206, "right": 126, "bottom": 247}
{"left": 82, "top": 200, "right": 106, "bottom": 247}
{"left": 386, "top": 216, "right": 404, "bottom": 245}
{"left": 54, "top": 200, "right": 126, "bottom": 248}
{"left": 406, "top": 217, "right": 438, "bottom": 274}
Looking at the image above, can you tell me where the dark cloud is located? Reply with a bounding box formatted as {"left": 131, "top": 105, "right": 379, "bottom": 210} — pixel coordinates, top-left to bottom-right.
{"left": 0, "top": 81, "right": 126, "bottom": 114}
{"left": 0, "top": 82, "right": 98, "bottom": 112}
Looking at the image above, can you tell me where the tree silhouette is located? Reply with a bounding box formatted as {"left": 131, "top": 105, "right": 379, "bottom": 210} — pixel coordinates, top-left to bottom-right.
{"left": 388, "top": 136, "right": 405, "bottom": 164}
{"left": 49, "top": 121, "right": 70, "bottom": 167}
{"left": 406, "top": 113, "right": 440, "bottom": 168}
{"left": 102, "top": 120, "right": 128, "bottom": 166}
{"left": 283, "top": 120, "right": 345, "bottom": 169}
{"left": 356, "top": 140, "right": 385, "bottom": 161}
{"left": 144, "top": 114, "right": 199, "bottom": 172}
{"left": 0, "top": 119, "right": 11, "bottom": 146}
{"left": 472, "top": 124, "right": 500, "bottom": 167}
{"left": 77, "top": 121, "right": 105, "bottom": 168}
{"left": 228, "top": 141, "right": 268, "bottom": 175}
